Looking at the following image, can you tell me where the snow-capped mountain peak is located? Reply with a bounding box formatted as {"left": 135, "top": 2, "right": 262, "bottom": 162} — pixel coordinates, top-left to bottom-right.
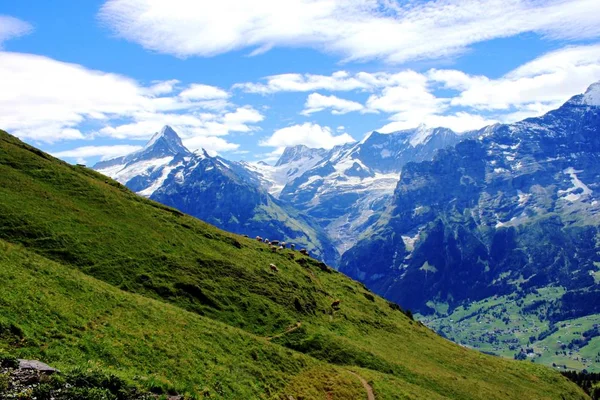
{"left": 583, "top": 81, "right": 600, "bottom": 106}
{"left": 141, "top": 125, "right": 190, "bottom": 157}
{"left": 193, "top": 148, "right": 211, "bottom": 159}
{"left": 409, "top": 125, "right": 434, "bottom": 147}
{"left": 275, "top": 145, "right": 328, "bottom": 167}
{"left": 93, "top": 126, "right": 192, "bottom": 196}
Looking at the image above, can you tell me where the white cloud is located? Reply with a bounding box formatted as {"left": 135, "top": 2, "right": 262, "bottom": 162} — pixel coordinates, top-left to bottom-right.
{"left": 302, "top": 93, "right": 364, "bottom": 115}
{"left": 98, "top": 106, "right": 263, "bottom": 152}
{"left": 146, "top": 79, "right": 179, "bottom": 95}
{"left": 429, "top": 44, "right": 600, "bottom": 110}
{"left": 373, "top": 44, "right": 600, "bottom": 132}
{"left": 0, "top": 51, "right": 260, "bottom": 156}
{"left": 0, "top": 52, "right": 148, "bottom": 142}
{"left": 179, "top": 83, "right": 229, "bottom": 100}
{"left": 222, "top": 106, "right": 264, "bottom": 131}
{"left": 260, "top": 123, "right": 355, "bottom": 150}
{"left": 0, "top": 16, "right": 33, "bottom": 47}
{"left": 366, "top": 71, "right": 442, "bottom": 114}
{"left": 182, "top": 136, "right": 240, "bottom": 153}
{"left": 53, "top": 145, "right": 143, "bottom": 161}
{"left": 379, "top": 112, "right": 498, "bottom": 134}
{"left": 235, "top": 71, "right": 373, "bottom": 94}
{"left": 99, "top": 0, "right": 600, "bottom": 64}
{"left": 235, "top": 70, "right": 424, "bottom": 94}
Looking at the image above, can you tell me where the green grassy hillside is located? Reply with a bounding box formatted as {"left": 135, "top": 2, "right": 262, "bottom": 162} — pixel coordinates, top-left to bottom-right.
{"left": 0, "top": 129, "right": 588, "bottom": 399}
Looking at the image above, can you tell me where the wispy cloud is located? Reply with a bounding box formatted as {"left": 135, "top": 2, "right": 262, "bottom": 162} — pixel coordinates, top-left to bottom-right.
{"left": 0, "top": 16, "right": 33, "bottom": 47}
{"left": 235, "top": 70, "right": 422, "bottom": 94}
{"left": 179, "top": 84, "right": 230, "bottom": 100}
{"left": 99, "top": 0, "right": 600, "bottom": 63}
{"left": 301, "top": 93, "right": 365, "bottom": 115}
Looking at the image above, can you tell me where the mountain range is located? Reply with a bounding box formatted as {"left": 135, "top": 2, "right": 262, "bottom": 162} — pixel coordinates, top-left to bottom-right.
{"left": 340, "top": 82, "right": 600, "bottom": 370}
{"left": 92, "top": 82, "right": 600, "bottom": 374}
{"left": 1, "top": 128, "right": 586, "bottom": 398}
{"left": 95, "top": 126, "right": 339, "bottom": 265}
{"left": 96, "top": 125, "right": 466, "bottom": 259}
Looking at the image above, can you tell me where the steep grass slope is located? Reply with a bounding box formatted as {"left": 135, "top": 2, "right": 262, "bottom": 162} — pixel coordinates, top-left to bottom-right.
{"left": 0, "top": 130, "right": 588, "bottom": 399}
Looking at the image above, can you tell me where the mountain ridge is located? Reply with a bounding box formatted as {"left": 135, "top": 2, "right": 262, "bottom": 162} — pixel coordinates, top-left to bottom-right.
{"left": 94, "top": 127, "right": 339, "bottom": 265}
{"left": 339, "top": 82, "right": 600, "bottom": 372}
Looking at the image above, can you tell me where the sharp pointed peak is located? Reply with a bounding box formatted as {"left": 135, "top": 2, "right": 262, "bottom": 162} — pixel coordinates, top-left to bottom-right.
{"left": 136, "top": 125, "right": 191, "bottom": 159}
{"left": 193, "top": 148, "right": 212, "bottom": 159}
{"left": 144, "top": 125, "right": 182, "bottom": 148}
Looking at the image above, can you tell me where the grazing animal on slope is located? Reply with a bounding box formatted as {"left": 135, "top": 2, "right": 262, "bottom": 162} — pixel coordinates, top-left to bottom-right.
{"left": 269, "top": 264, "right": 279, "bottom": 272}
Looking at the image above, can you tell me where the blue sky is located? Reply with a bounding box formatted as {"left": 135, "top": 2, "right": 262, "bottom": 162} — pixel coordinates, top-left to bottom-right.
{"left": 1, "top": 0, "right": 600, "bottom": 165}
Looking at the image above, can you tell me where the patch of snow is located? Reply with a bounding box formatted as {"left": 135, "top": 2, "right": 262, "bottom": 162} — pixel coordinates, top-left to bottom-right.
{"left": 564, "top": 193, "right": 581, "bottom": 202}
{"left": 244, "top": 150, "right": 326, "bottom": 197}
{"left": 142, "top": 129, "right": 164, "bottom": 151}
{"left": 409, "top": 125, "right": 433, "bottom": 147}
{"left": 402, "top": 232, "right": 420, "bottom": 252}
{"left": 413, "top": 205, "right": 425, "bottom": 215}
{"left": 193, "top": 149, "right": 207, "bottom": 159}
{"left": 138, "top": 162, "right": 180, "bottom": 197}
{"left": 98, "top": 156, "right": 174, "bottom": 185}
{"left": 299, "top": 175, "right": 322, "bottom": 189}
{"left": 96, "top": 163, "right": 127, "bottom": 179}
{"left": 558, "top": 167, "right": 592, "bottom": 202}
{"left": 517, "top": 191, "right": 530, "bottom": 206}
{"left": 217, "top": 159, "right": 231, "bottom": 169}
{"left": 495, "top": 216, "right": 517, "bottom": 228}
{"left": 583, "top": 82, "right": 600, "bottom": 106}
{"left": 380, "top": 149, "right": 391, "bottom": 158}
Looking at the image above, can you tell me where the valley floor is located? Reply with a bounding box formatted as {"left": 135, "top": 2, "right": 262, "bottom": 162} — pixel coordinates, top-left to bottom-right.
{"left": 421, "top": 287, "right": 600, "bottom": 373}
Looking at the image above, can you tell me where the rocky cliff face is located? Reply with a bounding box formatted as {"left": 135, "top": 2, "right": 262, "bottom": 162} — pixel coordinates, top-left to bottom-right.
{"left": 340, "top": 83, "right": 600, "bottom": 319}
